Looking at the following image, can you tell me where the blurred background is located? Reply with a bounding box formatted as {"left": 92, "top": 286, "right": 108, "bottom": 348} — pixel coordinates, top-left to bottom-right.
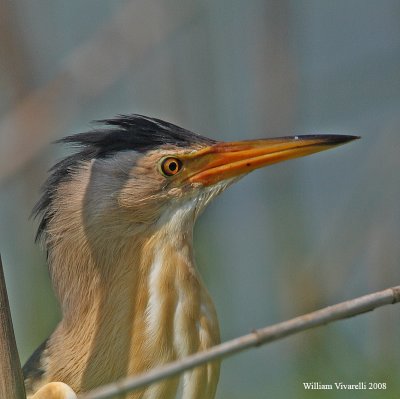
{"left": 1, "top": 0, "right": 400, "bottom": 398}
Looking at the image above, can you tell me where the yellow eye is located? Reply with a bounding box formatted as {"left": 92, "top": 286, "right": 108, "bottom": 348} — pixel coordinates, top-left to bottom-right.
{"left": 160, "top": 157, "right": 183, "bottom": 176}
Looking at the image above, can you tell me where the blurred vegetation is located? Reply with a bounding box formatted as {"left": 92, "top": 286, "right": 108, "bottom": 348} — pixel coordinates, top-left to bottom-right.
{"left": 1, "top": 0, "right": 399, "bottom": 397}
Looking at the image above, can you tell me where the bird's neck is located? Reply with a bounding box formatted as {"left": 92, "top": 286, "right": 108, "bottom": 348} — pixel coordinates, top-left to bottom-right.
{"left": 45, "top": 215, "right": 220, "bottom": 396}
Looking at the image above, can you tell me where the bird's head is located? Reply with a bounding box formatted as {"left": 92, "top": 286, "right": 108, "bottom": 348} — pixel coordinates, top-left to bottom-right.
{"left": 34, "top": 115, "right": 358, "bottom": 248}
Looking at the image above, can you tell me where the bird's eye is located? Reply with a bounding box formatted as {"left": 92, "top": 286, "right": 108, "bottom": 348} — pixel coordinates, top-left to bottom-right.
{"left": 160, "top": 157, "right": 183, "bottom": 177}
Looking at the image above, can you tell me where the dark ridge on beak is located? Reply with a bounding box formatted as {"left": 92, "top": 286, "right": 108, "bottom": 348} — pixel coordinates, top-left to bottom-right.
{"left": 294, "top": 134, "right": 360, "bottom": 144}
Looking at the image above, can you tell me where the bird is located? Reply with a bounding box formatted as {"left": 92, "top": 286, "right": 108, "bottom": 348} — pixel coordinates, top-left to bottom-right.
{"left": 23, "top": 114, "right": 358, "bottom": 399}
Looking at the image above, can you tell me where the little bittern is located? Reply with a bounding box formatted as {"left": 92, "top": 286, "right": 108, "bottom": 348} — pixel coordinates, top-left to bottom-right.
{"left": 23, "top": 115, "right": 357, "bottom": 399}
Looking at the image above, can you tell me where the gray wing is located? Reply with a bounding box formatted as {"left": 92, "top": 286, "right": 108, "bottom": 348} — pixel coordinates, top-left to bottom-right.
{"left": 22, "top": 338, "right": 49, "bottom": 394}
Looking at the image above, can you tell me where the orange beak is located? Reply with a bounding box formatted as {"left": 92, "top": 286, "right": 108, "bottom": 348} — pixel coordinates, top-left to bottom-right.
{"left": 188, "top": 135, "right": 359, "bottom": 185}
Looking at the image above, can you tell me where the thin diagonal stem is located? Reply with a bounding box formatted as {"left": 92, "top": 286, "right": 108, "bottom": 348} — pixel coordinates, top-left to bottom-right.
{"left": 80, "top": 286, "right": 400, "bottom": 399}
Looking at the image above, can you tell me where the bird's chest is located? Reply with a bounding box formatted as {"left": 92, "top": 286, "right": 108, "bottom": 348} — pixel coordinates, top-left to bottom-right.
{"left": 125, "top": 250, "right": 221, "bottom": 398}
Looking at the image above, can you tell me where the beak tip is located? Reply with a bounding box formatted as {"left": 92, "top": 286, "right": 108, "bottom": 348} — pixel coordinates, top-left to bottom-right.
{"left": 303, "top": 134, "right": 360, "bottom": 144}
{"left": 337, "top": 134, "right": 361, "bottom": 143}
{"left": 330, "top": 135, "right": 361, "bottom": 147}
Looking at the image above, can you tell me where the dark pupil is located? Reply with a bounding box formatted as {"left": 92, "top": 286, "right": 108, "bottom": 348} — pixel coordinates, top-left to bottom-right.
{"left": 169, "top": 161, "right": 177, "bottom": 171}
